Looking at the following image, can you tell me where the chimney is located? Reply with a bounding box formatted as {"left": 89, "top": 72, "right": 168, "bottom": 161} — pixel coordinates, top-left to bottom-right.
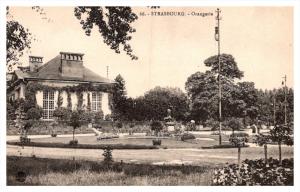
{"left": 60, "top": 52, "right": 84, "bottom": 78}
{"left": 29, "top": 56, "right": 43, "bottom": 72}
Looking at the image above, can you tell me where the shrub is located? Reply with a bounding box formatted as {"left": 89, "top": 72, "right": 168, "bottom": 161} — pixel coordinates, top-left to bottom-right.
{"left": 152, "top": 139, "right": 161, "bottom": 146}
{"left": 150, "top": 121, "right": 163, "bottom": 136}
{"left": 79, "top": 110, "right": 94, "bottom": 123}
{"left": 26, "top": 107, "right": 43, "bottom": 120}
{"left": 69, "top": 139, "right": 78, "bottom": 146}
{"left": 129, "top": 123, "right": 135, "bottom": 128}
{"left": 102, "top": 146, "right": 113, "bottom": 164}
{"left": 97, "top": 134, "right": 119, "bottom": 140}
{"left": 205, "top": 118, "right": 219, "bottom": 131}
{"left": 212, "top": 158, "right": 293, "bottom": 186}
{"left": 230, "top": 132, "right": 249, "bottom": 137}
{"left": 225, "top": 118, "right": 243, "bottom": 133}
{"left": 229, "top": 133, "right": 249, "bottom": 147}
{"left": 181, "top": 133, "right": 196, "bottom": 141}
{"left": 104, "top": 114, "right": 112, "bottom": 121}
{"left": 116, "top": 121, "right": 123, "bottom": 129}
{"left": 94, "top": 111, "right": 104, "bottom": 123}
{"left": 269, "top": 124, "right": 294, "bottom": 164}
{"left": 20, "top": 137, "right": 31, "bottom": 144}
{"left": 53, "top": 107, "right": 71, "bottom": 121}
{"left": 51, "top": 133, "right": 57, "bottom": 137}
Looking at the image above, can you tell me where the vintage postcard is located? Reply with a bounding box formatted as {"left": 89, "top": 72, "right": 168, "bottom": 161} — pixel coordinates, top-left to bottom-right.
{"left": 3, "top": 2, "right": 296, "bottom": 190}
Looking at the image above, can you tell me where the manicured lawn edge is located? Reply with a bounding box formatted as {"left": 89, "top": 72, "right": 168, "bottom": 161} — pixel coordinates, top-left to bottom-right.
{"left": 201, "top": 144, "right": 249, "bottom": 149}
{"left": 7, "top": 141, "right": 159, "bottom": 150}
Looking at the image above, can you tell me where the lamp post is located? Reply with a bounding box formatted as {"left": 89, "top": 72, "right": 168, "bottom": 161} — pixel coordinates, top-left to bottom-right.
{"left": 282, "top": 75, "right": 287, "bottom": 125}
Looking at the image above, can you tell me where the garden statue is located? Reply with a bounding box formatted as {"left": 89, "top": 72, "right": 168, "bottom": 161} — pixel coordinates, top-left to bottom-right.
{"left": 164, "top": 108, "right": 176, "bottom": 132}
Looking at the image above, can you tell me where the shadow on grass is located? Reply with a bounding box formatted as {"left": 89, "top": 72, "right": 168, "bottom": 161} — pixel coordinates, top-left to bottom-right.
{"left": 7, "top": 156, "right": 216, "bottom": 185}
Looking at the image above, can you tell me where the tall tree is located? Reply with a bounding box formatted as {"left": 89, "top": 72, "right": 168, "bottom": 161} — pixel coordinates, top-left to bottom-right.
{"left": 112, "top": 74, "right": 127, "bottom": 120}
{"left": 140, "top": 87, "right": 189, "bottom": 121}
{"left": 74, "top": 7, "right": 138, "bottom": 60}
{"left": 185, "top": 70, "right": 247, "bottom": 124}
{"left": 185, "top": 71, "right": 218, "bottom": 123}
{"left": 237, "top": 82, "right": 259, "bottom": 124}
{"left": 204, "top": 54, "right": 244, "bottom": 80}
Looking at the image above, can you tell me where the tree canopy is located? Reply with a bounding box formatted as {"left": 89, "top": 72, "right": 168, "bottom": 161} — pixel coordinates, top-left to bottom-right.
{"left": 112, "top": 74, "right": 127, "bottom": 120}
{"left": 204, "top": 54, "right": 244, "bottom": 80}
{"left": 6, "top": 19, "right": 32, "bottom": 71}
{"left": 74, "top": 7, "right": 138, "bottom": 60}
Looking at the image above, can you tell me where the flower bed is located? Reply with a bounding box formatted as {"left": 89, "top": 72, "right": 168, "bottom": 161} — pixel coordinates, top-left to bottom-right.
{"left": 202, "top": 144, "right": 249, "bottom": 149}
{"left": 7, "top": 141, "right": 159, "bottom": 150}
{"left": 212, "top": 158, "right": 293, "bottom": 186}
{"left": 181, "top": 133, "right": 196, "bottom": 141}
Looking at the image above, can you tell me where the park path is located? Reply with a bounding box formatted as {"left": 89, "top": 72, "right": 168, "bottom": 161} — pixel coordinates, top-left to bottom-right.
{"left": 7, "top": 144, "right": 293, "bottom": 166}
{"left": 6, "top": 144, "right": 234, "bottom": 165}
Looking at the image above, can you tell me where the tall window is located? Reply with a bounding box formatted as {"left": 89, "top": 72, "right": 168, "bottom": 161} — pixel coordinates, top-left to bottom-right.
{"left": 43, "top": 91, "right": 55, "bottom": 120}
{"left": 92, "top": 92, "right": 101, "bottom": 112}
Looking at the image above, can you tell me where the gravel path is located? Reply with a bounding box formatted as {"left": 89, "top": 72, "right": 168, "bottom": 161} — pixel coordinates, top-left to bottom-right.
{"left": 7, "top": 144, "right": 293, "bottom": 165}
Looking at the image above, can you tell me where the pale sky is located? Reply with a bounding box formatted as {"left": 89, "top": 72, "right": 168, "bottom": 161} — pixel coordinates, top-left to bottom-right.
{"left": 9, "top": 7, "right": 293, "bottom": 97}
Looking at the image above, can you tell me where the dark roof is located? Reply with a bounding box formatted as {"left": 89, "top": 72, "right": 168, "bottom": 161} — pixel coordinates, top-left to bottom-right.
{"left": 13, "top": 55, "right": 114, "bottom": 84}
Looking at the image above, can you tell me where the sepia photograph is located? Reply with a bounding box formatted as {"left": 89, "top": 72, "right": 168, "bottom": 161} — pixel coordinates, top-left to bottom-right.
{"left": 4, "top": 4, "right": 295, "bottom": 187}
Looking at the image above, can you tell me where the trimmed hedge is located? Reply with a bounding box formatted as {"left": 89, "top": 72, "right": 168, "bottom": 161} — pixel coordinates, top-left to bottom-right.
{"left": 152, "top": 139, "right": 162, "bottom": 146}
{"left": 7, "top": 141, "right": 159, "bottom": 150}
{"left": 181, "top": 133, "right": 196, "bottom": 141}
{"left": 202, "top": 144, "right": 249, "bottom": 149}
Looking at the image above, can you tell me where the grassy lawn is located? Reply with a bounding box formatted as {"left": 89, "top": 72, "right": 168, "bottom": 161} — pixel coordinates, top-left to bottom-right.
{"left": 28, "top": 134, "right": 229, "bottom": 149}
{"left": 7, "top": 156, "right": 214, "bottom": 185}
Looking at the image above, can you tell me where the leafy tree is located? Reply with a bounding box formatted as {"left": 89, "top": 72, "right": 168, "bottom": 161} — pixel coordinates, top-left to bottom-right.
{"left": 185, "top": 70, "right": 247, "bottom": 124}
{"left": 150, "top": 121, "right": 163, "bottom": 136}
{"left": 7, "top": 6, "right": 138, "bottom": 72}
{"left": 26, "top": 107, "right": 43, "bottom": 120}
{"left": 6, "top": 7, "right": 32, "bottom": 71}
{"left": 69, "top": 111, "right": 81, "bottom": 142}
{"left": 256, "top": 88, "right": 294, "bottom": 126}
{"left": 140, "top": 87, "right": 189, "bottom": 121}
{"left": 74, "top": 7, "right": 138, "bottom": 60}
{"left": 112, "top": 74, "right": 127, "bottom": 120}
{"left": 226, "top": 118, "right": 243, "bottom": 134}
{"left": 6, "top": 20, "right": 32, "bottom": 71}
{"left": 204, "top": 54, "right": 244, "bottom": 80}
{"left": 185, "top": 71, "right": 218, "bottom": 123}
{"left": 255, "top": 133, "right": 271, "bottom": 165}
{"left": 53, "top": 107, "right": 72, "bottom": 121}
{"left": 237, "top": 82, "right": 259, "bottom": 124}
{"left": 269, "top": 124, "right": 293, "bottom": 164}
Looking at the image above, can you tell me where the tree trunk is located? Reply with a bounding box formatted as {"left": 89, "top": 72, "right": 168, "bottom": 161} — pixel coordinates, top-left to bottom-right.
{"left": 237, "top": 146, "right": 241, "bottom": 184}
{"left": 73, "top": 128, "right": 75, "bottom": 141}
{"left": 264, "top": 144, "right": 268, "bottom": 165}
{"left": 238, "top": 146, "right": 241, "bottom": 168}
{"left": 278, "top": 142, "right": 282, "bottom": 165}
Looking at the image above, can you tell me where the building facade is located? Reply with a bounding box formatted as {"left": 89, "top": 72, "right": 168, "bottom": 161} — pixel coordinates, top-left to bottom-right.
{"left": 7, "top": 52, "right": 114, "bottom": 120}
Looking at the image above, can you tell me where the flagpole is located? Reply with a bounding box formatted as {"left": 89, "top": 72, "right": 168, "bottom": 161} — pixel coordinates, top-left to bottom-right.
{"left": 215, "top": 8, "right": 222, "bottom": 145}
